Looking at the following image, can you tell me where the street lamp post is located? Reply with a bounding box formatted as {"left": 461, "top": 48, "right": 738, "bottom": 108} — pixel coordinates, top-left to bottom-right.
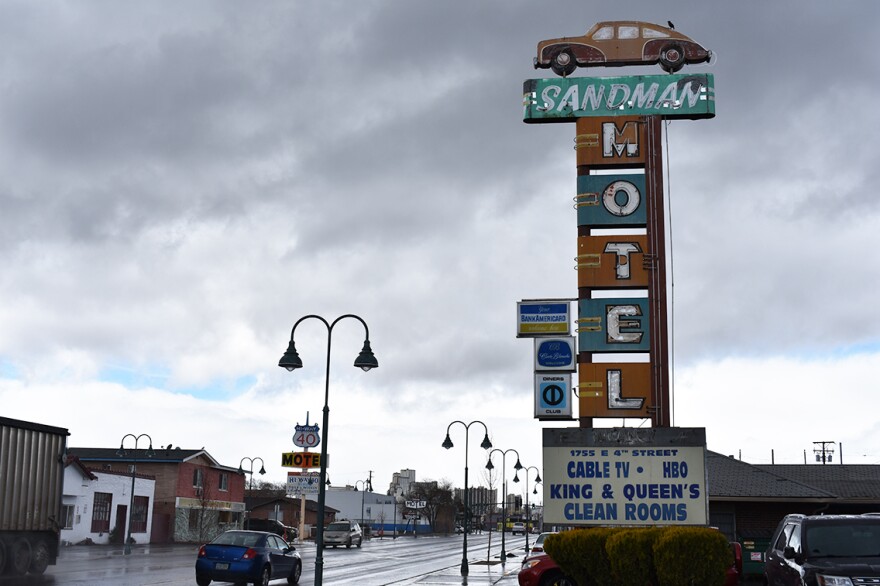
{"left": 522, "top": 466, "right": 541, "bottom": 551}
{"left": 355, "top": 479, "right": 373, "bottom": 528}
{"left": 389, "top": 483, "right": 400, "bottom": 539}
{"left": 485, "top": 448, "right": 522, "bottom": 562}
{"left": 442, "top": 420, "right": 492, "bottom": 577}
{"left": 238, "top": 457, "right": 266, "bottom": 492}
{"left": 117, "top": 433, "right": 154, "bottom": 556}
{"left": 278, "top": 314, "right": 378, "bottom": 586}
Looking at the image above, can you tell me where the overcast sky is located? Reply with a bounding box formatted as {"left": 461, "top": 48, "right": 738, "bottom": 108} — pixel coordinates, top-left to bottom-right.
{"left": 3, "top": 1, "right": 880, "bottom": 499}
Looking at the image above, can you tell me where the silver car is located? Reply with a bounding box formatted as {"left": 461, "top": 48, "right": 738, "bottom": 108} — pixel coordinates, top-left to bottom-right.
{"left": 323, "top": 520, "right": 363, "bottom": 549}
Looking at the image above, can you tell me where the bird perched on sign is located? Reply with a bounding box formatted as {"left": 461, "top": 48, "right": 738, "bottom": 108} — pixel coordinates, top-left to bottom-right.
{"left": 667, "top": 20, "right": 675, "bottom": 29}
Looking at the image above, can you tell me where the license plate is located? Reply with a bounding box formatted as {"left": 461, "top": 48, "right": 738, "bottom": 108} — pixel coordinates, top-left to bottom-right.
{"left": 215, "top": 562, "right": 229, "bottom": 570}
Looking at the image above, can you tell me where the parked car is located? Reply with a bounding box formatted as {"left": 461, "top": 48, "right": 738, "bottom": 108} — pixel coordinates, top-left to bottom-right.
{"left": 534, "top": 20, "right": 711, "bottom": 76}
{"left": 323, "top": 520, "right": 363, "bottom": 548}
{"left": 454, "top": 524, "right": 465, "bottom": 534}
{"left": 512, "top": 522, "right": 527, "bottom": 535}
{"left": 243, "top": 518, "right": 296, "bottom": 541}
{"left": 195, "top": 530, "right": 301, "bottom": 586}
{"left": 519, "top": 553, "right": 575, "bottom": 586}
{"left": 765, "top": 513, "right": 880, "bottom": 586}
{"left": 528, "top": 532, "right": 556, "bottom": 557}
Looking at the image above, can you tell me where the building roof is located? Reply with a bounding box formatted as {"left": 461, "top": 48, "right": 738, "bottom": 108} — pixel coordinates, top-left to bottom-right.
{"left": 64, "top": 455, "right": 97, "bottom": 480}
{"left": 707, "top": 451, "right": 836, "bottom": 500}
{"left": 245, "top": 495, "right": 337, "bottom": 514}
{"left": 756, "top": 464, "right": 880, "bottom": 501}
{"left": 69, "top": 447, "right": 238, "bottom": 472}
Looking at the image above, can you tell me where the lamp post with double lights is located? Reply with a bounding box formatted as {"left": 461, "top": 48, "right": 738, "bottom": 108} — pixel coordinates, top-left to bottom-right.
{"left": 521, "top": 465, "right": 542, "bottom": 551}
{"left": 117, "top": 433, "right": 154, "bottom": 555}
{"left": 355, "top": 478, "right": 373, "bottom": 528}
{"left": 238, "top": 457, "right": 266, "bottom": 492}
{"left": 442, "top": 420, "right": 492, "bottom": 577}
{"left": 389, "top": 483, "right": 400, "bottom": 539}
{"left": 485, "top": 448, "right": 522, "bottom": 562}
{"left": 278, "top": 314, "right": 378, "bottom": 586}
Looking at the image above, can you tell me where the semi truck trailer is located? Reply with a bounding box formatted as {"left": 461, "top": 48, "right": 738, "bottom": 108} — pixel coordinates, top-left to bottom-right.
{"left": 0, "top": 416, "right": 68, "bottom": 576}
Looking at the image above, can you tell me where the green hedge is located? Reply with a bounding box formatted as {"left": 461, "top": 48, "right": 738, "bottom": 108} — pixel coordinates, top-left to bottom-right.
{"left": 606, "top": 527, "right": 664, "bottom": 586}
{"left": 653, "top": 527, "right": 732, "bottom": 586}
{"left": 544, "top": 526, "right": 733, "bottom": 586}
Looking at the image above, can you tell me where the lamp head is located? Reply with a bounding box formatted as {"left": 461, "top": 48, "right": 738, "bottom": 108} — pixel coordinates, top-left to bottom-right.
{"left": 514, "top": 458, "right": 523, "bottom": 471}
{"left": 513, "top": 471, "right": 520, "bottom": 483}
{"left": 278, "top": 340, "right": 303, "bottom": 371}
{"left": 354, "top": 340, "right": 378, "bottom": 371}
{"left": 480, "top": 434, "right": 492, "bottom": 450}
{"left": 237, "top": 465, "right": 244, "bottom": 474}
{"left": 258, "top": 464, "right": 266, "bottom": 475}
{"left": 535, "top": 472, "right": 542, "bottom": 483}
{"left": 485, "top": 459, "right": 495, "bottom": 471}
{"left": 442, "top": 434, "right": 453, "bottom": 450}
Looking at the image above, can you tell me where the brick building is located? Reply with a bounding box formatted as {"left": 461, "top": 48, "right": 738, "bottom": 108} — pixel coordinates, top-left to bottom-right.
{"left": 70, "top": 447, "right": 245, "bottom": 543}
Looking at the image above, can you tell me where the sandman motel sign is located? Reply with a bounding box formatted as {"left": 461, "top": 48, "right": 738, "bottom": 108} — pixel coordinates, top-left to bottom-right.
{"left": 542, "top": 427, "right": 707, "bottom": 527}
{"left": 281, "top": 452, "right": 323, "bottom": 469}
{"left": 523, "top": 73, "right": 715, "bottom": 122}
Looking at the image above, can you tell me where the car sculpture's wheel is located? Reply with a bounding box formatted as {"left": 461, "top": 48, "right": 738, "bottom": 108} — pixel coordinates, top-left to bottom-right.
{"left": 659, "top": 45, "right": 685, "bottom": 72}
{"left": 287, "top": 561, "right": 301, "bottom": 585}
{"left": 255, "top": 565, "right": 271, "bottom": 586}
{"left": 356, "top": 537, "right": 362, "bottom": 548}
{"left": 8, "top": 538, "right": 31, "bottom": 576}
{"left": 28, "top": 539, "right": 50, "bottom": 575}
{"left": 196, "top": 575, "right": 212, "bottom": 586}
{"left": 550, "top": 49, "right": 577, "bottom": 77}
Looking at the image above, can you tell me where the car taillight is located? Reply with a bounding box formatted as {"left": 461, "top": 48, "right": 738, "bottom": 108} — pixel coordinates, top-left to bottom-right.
{"left": 198, "top": 545, "right": 207, "bottom": 557}
{"left": 242, "top": 548, "right": 258, "bottom": 560}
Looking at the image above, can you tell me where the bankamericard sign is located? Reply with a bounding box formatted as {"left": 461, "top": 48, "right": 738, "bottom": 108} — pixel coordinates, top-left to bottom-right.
{"left": 523, "top": 73, "right": 715, "bottom": 122}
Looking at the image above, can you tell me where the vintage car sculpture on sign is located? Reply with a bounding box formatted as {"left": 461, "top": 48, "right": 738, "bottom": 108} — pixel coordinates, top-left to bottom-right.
{"left": 534, "top": 21, "right": 711, "bottom": 76}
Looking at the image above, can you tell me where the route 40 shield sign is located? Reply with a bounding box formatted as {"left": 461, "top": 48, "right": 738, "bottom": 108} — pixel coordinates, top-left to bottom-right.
{"left": 535, "top": 374, "right": 573, "bottom": 420}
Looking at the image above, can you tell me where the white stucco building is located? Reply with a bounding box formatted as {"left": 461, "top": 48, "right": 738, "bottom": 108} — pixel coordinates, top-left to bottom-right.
{"left": 61, "top": 457, "right": 156, "bottom": 545}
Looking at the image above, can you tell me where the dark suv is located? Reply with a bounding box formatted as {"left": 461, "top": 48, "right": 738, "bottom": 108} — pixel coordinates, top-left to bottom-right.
{"left": 765, "top": 513, "right": 880, "bottom": 586}
{"left": 243, "top": 518, "right": 297, "bottom": 541}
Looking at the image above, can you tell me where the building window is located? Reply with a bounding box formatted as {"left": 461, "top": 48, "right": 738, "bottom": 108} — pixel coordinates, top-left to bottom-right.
{"left": 61, "top": 505, "right": 75, "bottom": 529}
{"left": 188, "top": 508, "right": 200, "bottom": 532}
{"left": 219, "top": 472, "right": 228, "bottom": 492}
{"left": 131, "top": 496, "right": 149, "bottom": 533}
{"left": 91, "top": 492, "right": 112, "bottom": 533}
{"left": 193, "top": 468, "right": 203, "bottom": 489}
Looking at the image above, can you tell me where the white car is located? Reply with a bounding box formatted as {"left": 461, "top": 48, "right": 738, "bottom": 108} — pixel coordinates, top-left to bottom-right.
{"left": 323, "top": 520, "right": 363, "bottom": 548}
{"left": 511, "top": 522, "right": 526, "bottom": 535}
{"left": 530, "top": 532, "right": 556, "bottom": 555}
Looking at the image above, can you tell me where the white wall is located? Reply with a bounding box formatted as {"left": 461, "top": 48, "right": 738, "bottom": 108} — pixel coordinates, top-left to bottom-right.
{"left": 61, "top": 468, "right": 155, "bottom": 545}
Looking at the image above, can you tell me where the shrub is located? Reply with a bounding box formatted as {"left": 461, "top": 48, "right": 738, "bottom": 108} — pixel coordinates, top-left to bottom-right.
{"left": 545, "top": 528, "right": 618, "bottom": 586}
{"left": 606, "top": 527, "right": 663, "bottom": 586}
{"left": 653, "top": 527, "right": 732, "bottom": 586}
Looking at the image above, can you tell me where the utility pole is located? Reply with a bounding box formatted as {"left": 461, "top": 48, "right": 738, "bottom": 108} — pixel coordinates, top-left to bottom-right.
{"left": 813, "top": 441, "right": 836, "bottom": 465}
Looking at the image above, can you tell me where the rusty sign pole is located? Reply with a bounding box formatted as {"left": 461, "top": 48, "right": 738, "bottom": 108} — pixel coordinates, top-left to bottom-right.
{"left": 644, "top": 115, "right": 671, "bottom": 427}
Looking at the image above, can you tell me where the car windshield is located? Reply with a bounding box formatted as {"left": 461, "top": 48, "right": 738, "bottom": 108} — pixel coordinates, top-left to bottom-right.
{"left": 806, "top": 521, "right": 880, "bottom": 557}
{"left": 212, "top": 532, "right": 264, "bottom": 548}
{"left": 327, "top": 523, "right": 350, "bottom": 531}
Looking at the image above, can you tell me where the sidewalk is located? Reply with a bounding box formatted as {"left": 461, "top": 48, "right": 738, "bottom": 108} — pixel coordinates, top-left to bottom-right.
{"left": 410, "top": 556, "right": 522, "bottom": 586}
{"left": 411, "top": 558, "right": 521, "bottom": 585}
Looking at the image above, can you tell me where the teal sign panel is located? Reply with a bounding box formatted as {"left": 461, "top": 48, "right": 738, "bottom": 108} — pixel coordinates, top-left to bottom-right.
{"left": 578, "top": 298, "right": 650, "bottom": 352}
{"left": 577, "top": 174, "right": 647, "bottom": 228}
{"left": 523, "top": 73, "right": 715, "bottom": 122}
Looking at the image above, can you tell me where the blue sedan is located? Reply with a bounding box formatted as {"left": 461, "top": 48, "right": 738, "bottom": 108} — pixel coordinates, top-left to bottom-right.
{"left": 195, "top": 530, "right": 301, "bottom": 586}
